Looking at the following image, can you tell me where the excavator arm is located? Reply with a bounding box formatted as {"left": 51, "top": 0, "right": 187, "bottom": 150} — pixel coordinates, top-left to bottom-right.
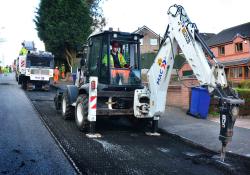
{"left": 134, "top": 4, "right": 244, "bottom": 161}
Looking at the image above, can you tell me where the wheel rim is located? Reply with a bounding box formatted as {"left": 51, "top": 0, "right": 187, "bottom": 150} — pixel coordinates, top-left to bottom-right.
{"left": 62, "top": 98, "right": 66, "bottom": 114}
{"left": 76, "top": 103, "right": 83, "bottom": 123}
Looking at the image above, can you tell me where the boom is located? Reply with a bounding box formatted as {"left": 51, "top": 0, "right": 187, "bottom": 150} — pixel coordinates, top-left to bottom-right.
{"left": 148, "top": 4, "right": 229, "bottom": 117}
{"left": 134, "top": 4, "right": 244, "bottom": 161}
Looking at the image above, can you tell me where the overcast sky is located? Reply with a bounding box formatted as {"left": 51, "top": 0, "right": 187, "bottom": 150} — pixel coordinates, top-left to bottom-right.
{"left": 101, "top": 0, "right": 250, "bottom": 35}
{"left": 0, "top": 0, "right": 249, "bottom": 66}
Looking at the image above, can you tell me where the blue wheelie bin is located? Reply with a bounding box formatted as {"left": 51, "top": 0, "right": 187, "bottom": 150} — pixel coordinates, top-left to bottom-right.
{"left": 189, "top": 87, "right": 211, "bottom": 119}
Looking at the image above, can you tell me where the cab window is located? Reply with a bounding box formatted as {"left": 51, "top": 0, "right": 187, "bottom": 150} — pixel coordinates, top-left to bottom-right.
{"left": 110, "top": 42, "right": 141, "bottom": 85}
{"left": 88, "top": 37, "right": 101, "bottom": 76}
{"left": 99, "top": 38, "right": 109, "bottom": 83}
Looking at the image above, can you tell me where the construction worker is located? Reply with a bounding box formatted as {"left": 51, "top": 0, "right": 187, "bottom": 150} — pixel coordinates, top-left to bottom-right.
{"left": 102, "top": 41, "right": 130, "bottom": 84}
{"left": 19, "top": 42, "right": 28, "bottom": 55}
{"left": 4, "top": 66, "right": 9, "bottom": 76}
{"left": 0, "top": 66, "right": 3, "bottom": 77}
{"left": 60, "top": 64, "right": 65, "bottom": 79}
{"left": 102, "top": 41, "right": 128, "bottom": 68}
{"left": 54, "top": 66, "right": 59, "bottom": 84}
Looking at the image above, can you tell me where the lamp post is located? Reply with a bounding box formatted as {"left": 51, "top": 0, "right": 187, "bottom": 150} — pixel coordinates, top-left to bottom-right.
{"left": 0, "top": 26, "right": 7, "bottom": 66}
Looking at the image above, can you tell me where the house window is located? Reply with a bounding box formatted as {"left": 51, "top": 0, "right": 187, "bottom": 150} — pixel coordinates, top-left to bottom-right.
{"left": 140, "top": 39, "right": 143, "bottom": 46}
{"left": 150, "top": 38, "right": 157, "bottom": 46}
{"left": 235, "top": 42, "right": 243, "bottom": 52}
{"left": 230, "top": 67, "right": 242, "bottom": 78}
{"left": 218, "top": 46, "right": 225, "bottom": 55}
{"left": 245, "top": 67, "right": 249, "bottom": 78}
{"left": 182, "top": 70, "right": 193, "bottom": 77}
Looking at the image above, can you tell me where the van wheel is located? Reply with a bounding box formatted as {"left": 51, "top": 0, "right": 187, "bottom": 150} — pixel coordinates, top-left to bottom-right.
{"left": 75, "top": 94, "right": 89, "bottom": 131}
{"left": 21, "top": 81, "right": 27, "bottom": 90}
{"left": 61, "top": 91, "right": 74, "bottom": 120}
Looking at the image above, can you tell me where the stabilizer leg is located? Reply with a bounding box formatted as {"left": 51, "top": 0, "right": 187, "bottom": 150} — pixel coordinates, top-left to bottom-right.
{"left": 146, "top": 117, "right": 161, "bottom": 136}
{"left": 86, "top": 122, "right": 101, "bottom": 138}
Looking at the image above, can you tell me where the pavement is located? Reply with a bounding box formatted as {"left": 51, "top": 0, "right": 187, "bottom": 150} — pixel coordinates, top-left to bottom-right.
{"left": 51, "top": 79, "right": 250, "bottom": 159}
{"left": 0, "top": 74, "right": 76, "bottom": 174}
{"left": 159, "top": 107, "right": 250, "bottom": 158}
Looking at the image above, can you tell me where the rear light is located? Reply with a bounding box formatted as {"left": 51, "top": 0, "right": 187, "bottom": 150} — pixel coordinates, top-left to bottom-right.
{"left": 91, "top": 81, "right": 96, "bottom": 90}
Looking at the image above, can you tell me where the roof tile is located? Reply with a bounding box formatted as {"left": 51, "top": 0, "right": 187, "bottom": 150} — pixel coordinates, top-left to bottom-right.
{"left": 207, "top": 22, "right": 250, "bottom": 46}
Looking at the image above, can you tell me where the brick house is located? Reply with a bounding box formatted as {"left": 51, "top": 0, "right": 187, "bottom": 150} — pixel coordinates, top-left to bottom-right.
{"left": 165, "top": 33, "right": 214, "bottom": 109}
{"left": 207, "top": 22, "right": 250, "bottom": 83}
{"left": 178, "top": 33, "right": 215, "bottom": 77}
{"left": 167, "top": 23, "right": 250, "bottom": 109}
{"left": 179, "top": 22, "right": 250, "bottom": 83}
{"left": 133, "top": 25, "right": 161, "bottom": 54}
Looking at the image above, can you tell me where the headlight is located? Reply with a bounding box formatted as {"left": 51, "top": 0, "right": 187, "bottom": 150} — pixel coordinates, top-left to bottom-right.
{"left": 26, "top": 69, "right": 30, "bottom": 75}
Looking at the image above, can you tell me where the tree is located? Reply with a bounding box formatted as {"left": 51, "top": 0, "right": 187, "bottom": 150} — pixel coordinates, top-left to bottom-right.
{"left": 173, "top": 54, "right": 186, "bottom": 69}
{"left": 34, "top": 0, "right": 105, "bottom": 70}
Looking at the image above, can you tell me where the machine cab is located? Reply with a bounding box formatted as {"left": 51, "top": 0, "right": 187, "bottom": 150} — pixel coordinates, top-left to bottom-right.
{"left": 86, "top": 31, "right": 143, "bottom": 87}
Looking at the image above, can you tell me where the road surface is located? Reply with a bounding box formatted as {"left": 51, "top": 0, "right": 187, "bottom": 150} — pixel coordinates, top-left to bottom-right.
{"left": 1, "top": 73, "right": 250, "bottom": 175}
{"left": 0, "top": 73, "right": 76, "bottom": 175}
{"left": 26, "top": 83, "right": 250, "bottom": 174}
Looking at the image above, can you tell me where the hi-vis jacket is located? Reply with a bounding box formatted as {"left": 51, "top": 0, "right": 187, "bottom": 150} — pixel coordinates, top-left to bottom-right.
{"left": 19, "top": 47, "right": 28, "bottom": 55}
{"left": 102, "top": 52, "right": 127, "bottom": 68}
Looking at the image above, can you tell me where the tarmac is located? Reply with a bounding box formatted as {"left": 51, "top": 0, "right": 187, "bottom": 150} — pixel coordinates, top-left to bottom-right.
{"left": 52, "top": 79, "right": 250, "bottom": 160}
{"left": 0, "top": 74, "right": 76, "bottom": 174}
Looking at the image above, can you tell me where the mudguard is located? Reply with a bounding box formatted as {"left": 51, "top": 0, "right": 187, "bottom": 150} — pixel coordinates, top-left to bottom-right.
{"left": 78, "top": 83, "right": 89, "bottom": 95}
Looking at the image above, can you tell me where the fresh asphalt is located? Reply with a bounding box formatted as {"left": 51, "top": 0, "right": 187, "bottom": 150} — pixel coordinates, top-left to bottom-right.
{"left": 1, "top": 73, "right": 249, "bottom": 175}
{"left": 0, "top": 73, "right": 76, "bottom": 175}
{"left": 27, "top": 80, "right": 250, "bottom": 174}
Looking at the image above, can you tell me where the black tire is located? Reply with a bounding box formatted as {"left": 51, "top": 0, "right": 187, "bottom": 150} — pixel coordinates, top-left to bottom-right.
{"left": 61, "top": 91, "right": 74, "bottom": 120}
{"left": 54, "top": 94, "right": 61, "bottom": 111}
{"left": 44, "top": 83, "right": 50, "bottom": 91}
{"left": 21, "top": 81, "right": 27, "bottom": 90}
{"left": 18, "top": 77, "right": 21, "bottom": 85}
{"left": 75, "top": 94, "right": 89, "bottom": 131}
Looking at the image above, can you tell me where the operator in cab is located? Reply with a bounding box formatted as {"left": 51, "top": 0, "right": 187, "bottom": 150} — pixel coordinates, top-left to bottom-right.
{"left": 102, "top": 41, "right": 130, "bottom": 84}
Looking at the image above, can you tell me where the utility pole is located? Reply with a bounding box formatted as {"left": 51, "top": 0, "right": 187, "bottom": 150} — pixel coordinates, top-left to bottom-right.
{"left": 0, "top": 26, "right": 7, "bottom": 66}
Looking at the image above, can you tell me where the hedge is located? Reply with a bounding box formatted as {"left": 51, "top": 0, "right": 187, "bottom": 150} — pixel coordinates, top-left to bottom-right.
{"left": 141, "top": 53, "right": 156, "bottom": 69}
{"left": 209, "top": 88, "right": 250, "bottom": 116}
{"left": 235, "top": 88, "right": 250, "bottom": 101}
{"left": 235, "top": 88, "right": 250, "bottom": 116}
{"left": 238, "top": 80, "right": 250, "bottom": 89}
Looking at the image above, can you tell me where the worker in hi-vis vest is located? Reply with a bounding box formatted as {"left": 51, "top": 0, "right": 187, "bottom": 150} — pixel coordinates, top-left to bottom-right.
{"left": 19, "top": 42, "right": 28, "bottom": 55}
{"left": 54, "top": 66, "right": 59, "bottom": 84}
{"left": 102, "top": 41, "right": 130, "bottom": 84}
